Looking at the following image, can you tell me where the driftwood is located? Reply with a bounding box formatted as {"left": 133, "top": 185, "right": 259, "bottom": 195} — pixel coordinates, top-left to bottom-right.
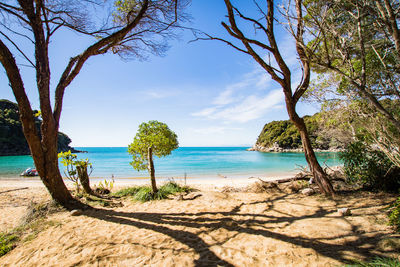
{"left": 255, "top": 176, "right": 345, "bottom": 185}
{"left": 254, "top": 175, "right": 310, "bottom": 185}
{"left": 0, "top": 187, "right": 29, "bottom": 194}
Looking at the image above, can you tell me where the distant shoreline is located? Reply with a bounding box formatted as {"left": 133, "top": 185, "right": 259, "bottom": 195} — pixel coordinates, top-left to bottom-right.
{"left": 247, "top": 145, "right": 344, "bottom": 153}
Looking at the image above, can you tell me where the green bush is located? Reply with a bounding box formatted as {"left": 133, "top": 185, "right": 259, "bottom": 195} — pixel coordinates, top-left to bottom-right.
{"left": 340, "top": 141, "right": 400, "bottom": 191}
{"left": 0, "top": 233, "right": 18, "bottom": 257}
{"left": 113, "top": 181, "right": 191, "bottom": 202}
{"left": 113, "top": 186, "right": 142, "bottom": 197}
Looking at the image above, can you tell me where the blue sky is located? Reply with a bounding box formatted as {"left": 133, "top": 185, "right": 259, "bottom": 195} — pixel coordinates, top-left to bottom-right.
{"left": 0, "top": 1, "right": 319, "bottom": 147}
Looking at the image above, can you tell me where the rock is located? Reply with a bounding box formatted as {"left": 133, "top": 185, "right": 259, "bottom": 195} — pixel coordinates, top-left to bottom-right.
{"left": 338, "top": 208, "right": 351, "bottom": 216}
{"left": 301, "top": 188, "right": 315, "bottom": 196}
{"left": 70, "top": 209, "right": 82, "bottom": 216}
{"left": 285, "top": 183, "right": 300, "bottom": 193}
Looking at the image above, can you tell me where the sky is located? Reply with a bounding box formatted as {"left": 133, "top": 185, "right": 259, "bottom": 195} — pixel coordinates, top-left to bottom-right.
{"left": 0, "top": 1, "right": 319, "bottom": 147}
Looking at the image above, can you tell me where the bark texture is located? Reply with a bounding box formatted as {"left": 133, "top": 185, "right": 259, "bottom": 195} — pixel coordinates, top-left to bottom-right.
{"left": 76, "top": 165, "right": 93, "bottom": 195}
{"left": 148, "top": 146, "right": 158, "bottom": 193}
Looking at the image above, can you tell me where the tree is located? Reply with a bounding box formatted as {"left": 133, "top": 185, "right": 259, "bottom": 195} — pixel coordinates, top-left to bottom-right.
{"left": 302, "top": 0, "right": 400, "bottom": 167}
{"left": 58, "top": 150, "right": 94, "bottom": 195}
{"left": 128, "top": 120, "right": 178, "bottom": 194}
{"left": 197, "top": 0, "right": 334, "bottom": 195}
{"left": 303, "top": 0, "right": 400, "bottom": 130}
{"left": 0, "top": 0, "right": 188, "bottom": 208}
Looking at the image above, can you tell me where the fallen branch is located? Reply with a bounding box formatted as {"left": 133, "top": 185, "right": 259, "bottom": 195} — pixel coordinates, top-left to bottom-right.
{"left": 0, "top": 187, "right": 29, "bottom": 194}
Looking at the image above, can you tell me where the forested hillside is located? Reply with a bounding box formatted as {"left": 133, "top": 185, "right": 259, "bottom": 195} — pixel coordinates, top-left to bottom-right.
{"left": 252, "top": 112, "right": 352, "bottom": 152}
{"left": 0, "top": 99, "right": 77, "bottom": 156}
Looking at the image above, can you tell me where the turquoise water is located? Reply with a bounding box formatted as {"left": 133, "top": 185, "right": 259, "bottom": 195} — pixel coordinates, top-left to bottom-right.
{"left": 0, "top": 147, "right": 341, "bottom": 179}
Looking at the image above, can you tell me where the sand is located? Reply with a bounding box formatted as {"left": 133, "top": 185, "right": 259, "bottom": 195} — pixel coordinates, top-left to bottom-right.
{"left": 0, "top": 178, "right": 399, "bottom": 266}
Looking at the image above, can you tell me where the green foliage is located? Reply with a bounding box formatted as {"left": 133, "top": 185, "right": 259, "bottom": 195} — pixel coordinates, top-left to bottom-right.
{"left": 256, "top": 112, "right": 349, "bottom": 150}
{"left": 389, "top": 196, "right": 400, "bottom": 231}
{"left": 344, "top": 256, "right": 400, "bottom": 267}
{"left": 161, "top": 181, "right": 191, "bottom": 194}
{"left": 113, "top": 181, "right": 191, "bottom": 202}
{"left": 95, "top": 179, "right": 114, "bottom": 193}
{"left": 113, "top": 186, "right": 142, "bottom": 197}
{"left": 340, "top": 141, "right": 400, "bottom": 191}
{"left": 0, "top": 233, "right": 18, "bottom": 257}
{"left": 128, "top": 120, "right": 179, "bottom": 171}
{"left": 113, "top": 0, "right": 141, "bottom": 24}
{"left": 0, "top": 99, "right": 75, "bottom": 156}
{"left": 58, "top": 150, "right": 93, "bottom": 191}
{"left": 134, "top": 186, "right": 168, "bottom": 202}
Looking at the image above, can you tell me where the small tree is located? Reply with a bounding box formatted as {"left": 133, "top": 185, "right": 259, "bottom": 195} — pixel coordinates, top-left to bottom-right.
{"left": 58, "top": 150, "right": 94, "bottom": 195}
{"left": 128, "top": 120, "right": 178, "bottom": 194}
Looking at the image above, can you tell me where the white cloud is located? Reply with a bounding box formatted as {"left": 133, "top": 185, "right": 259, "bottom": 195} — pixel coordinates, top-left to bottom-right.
{"left": 212, "top": 89, "right": 235, "bottom": 105}
{"left": 193, "top": 89, "right": 283, "bottom": 123}
{"left": 191, "top": 34, "right": 306, "bottom": 125}
{"left": 142, "top": 89, "right": 179, "bottom": 99}
{"left": 191, "top": 63, "right": 285, "bottom": 123}
{"left": 191, "top": 107, "right": 217, "bottom": 117}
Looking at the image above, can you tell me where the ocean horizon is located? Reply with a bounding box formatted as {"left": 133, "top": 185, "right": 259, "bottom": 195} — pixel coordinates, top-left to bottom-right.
{"left": 0, "top": 147, "right": 341, "bottom": 179}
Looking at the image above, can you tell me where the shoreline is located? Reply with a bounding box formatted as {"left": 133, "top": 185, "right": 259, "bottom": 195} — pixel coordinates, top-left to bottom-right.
{"left": 247, "top": 145, "right": 344, "bottom": 153}
{"left": 0, "top": 171, "right": 297, "bottom": 189}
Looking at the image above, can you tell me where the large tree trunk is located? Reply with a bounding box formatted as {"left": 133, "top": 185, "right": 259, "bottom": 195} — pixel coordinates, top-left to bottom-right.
{"left": 29, "top": 136, "right": 75, "bottom": 207}
{"left": 147, "top": 146, "right": 158, "bottom": 193}
{"left": 286, "top": 102, "right": 335, "bottom": 196}
{"left": 76, "top": 165, "right": 94, "bottom": 195}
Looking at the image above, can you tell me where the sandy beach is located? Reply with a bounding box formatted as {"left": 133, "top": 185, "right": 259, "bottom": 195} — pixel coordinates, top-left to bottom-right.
{"left": 0, "top": 176, "right": 399, "bottom": 266}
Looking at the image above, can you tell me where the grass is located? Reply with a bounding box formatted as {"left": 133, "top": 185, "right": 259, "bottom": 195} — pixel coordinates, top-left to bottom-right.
{"left": 113, "top": 181, "right": 192, "bottom": 202}
{"left": 344, "top": 256, "right": 400, "bottom": 267}
{"left": 0, "top": 218, "right": 62, "bottom": 258}
{"left": 0, "top": 200, "right": 64, "bottom": 258}
{"left": 0, "top": 233, "right": 18, "bottom": 257}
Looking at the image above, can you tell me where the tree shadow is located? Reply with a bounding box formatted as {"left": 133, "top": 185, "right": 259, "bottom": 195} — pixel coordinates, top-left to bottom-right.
{"left": 83, "top": 192, "right": 393, "bottom": 266}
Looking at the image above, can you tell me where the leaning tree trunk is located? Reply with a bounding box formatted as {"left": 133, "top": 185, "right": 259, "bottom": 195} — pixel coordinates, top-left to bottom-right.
{"left": 147, "top": 146, "right": 158, "bottom": 193}
{"left": 76, "top": 165, "right": 94, "bottom": 195}
{"left": 287, "top": 103, "right": 335, "bottom": 196}
{"left": 29, "top": 134, "right": 76, "bottom": 207}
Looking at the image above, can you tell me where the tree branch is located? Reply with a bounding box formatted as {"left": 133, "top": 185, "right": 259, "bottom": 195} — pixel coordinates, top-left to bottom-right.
{"left": 0, "top": 38, "right": 43, "bottom": 157}
{"left": 53, "top": 0, "right": 150, "bottom": 125}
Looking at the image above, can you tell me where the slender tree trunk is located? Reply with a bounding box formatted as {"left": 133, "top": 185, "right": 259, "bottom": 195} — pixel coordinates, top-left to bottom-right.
{"left": 147, "top": 146, "right": 158, "bottom": 193}
{"left": 76, "top": 165, "right": 93, "bottom": 195}
{"left": 286, "top": 101, "right": 335, "bottom": 196}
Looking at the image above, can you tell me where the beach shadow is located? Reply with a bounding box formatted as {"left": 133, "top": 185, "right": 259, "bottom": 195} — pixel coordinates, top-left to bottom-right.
{"left": 84, "top": 192, "right": 392, "bottom": 266}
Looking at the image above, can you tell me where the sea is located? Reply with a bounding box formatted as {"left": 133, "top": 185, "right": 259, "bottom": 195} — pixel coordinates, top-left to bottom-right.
{"left": 0, "top": 147, "right": 341, "bottom": 180}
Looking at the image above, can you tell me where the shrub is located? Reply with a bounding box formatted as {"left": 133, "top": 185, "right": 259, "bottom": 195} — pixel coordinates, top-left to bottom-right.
{"left": 340, "top": 141, "right": 400, "bottom": 191}
{"left": 113, "top": 181, "right": 191, "bottom": 202}
{"left": 113, "top": 186, "right": 142, "bottom": 197}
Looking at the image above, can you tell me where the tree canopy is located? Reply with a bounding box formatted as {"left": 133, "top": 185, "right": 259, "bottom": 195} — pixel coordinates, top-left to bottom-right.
{"left": 128, "top": 120, "right": 178, "bottom": 171}
{"left": 302, "top": 0, "right": 400, "bottom": 167}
